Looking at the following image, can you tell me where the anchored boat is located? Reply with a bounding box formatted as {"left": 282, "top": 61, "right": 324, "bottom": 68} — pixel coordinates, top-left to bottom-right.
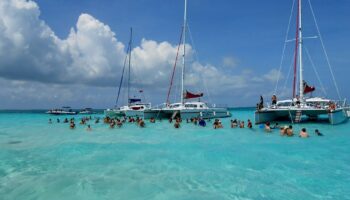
{"left": 104, "top": 28, "right": 151, "bottom": 118}
{"left": 144, "top": 0, "right": 231, "bottom": 120}
{"left": 255, "top": 0, "right": 348, "bottom": 125}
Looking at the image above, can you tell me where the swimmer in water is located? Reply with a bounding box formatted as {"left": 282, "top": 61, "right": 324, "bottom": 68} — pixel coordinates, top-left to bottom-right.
{"left": 86, "top": 124, "right": 92, "bottom": 131}
{"left": 315, "top": 129, "right": 323, "bottom": 136}
{"left": 49, "top": 119, "right": 52, "bottom": 124}
{"left": 299, "top": 128, "right": 309, "bottom": 138}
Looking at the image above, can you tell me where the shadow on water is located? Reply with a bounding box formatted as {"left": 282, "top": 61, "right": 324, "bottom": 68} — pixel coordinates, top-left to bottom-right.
{"left": 7, "top": 141, "right": 22, "bottom": 145}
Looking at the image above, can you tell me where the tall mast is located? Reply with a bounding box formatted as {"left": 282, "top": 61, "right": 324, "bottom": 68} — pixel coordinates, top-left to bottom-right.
{"left": 298, "top": 0, "right": 304, "bottom": 102}
{"left": 128, "top": 27, "right": 133, "bottom": 105}
{"left": 181, "top": 0, "right": 187, "bottom": 105}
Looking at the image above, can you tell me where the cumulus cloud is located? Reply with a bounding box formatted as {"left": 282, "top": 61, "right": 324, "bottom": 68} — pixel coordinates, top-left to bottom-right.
{"left": 0, "top": 0, "right": 281, "bottom": 107}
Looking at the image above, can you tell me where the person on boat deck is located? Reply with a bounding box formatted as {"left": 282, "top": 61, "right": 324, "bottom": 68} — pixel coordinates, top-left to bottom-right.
{"left": 86, "top": 124, "right": 92, "bottom": 131}
{"left": 286, "top": 125, "right": 294, "bottom": 136}
{"left": 295, "top": 95, "right": 301, "bottom": 107}
{"left": 247, "top": 119, "right": 253, "bottom": 128}
{"left": 264, "top": 122, "right": 271, "bottom": 132}
{"left": 258, "top": 95, "right": 264, "bottom": 110}
{"left": 271, "top": 95, "right": 277, "bottom": 105}
{"left": 315, "top": 129, "right": 323, "bottom": 136}
{"left": 299, "top": 128, "right": 309, "bottom": 138}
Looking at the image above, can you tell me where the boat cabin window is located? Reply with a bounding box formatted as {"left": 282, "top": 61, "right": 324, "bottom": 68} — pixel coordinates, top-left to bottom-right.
{"left": 185, "top": 104, "right": 198, "bottom": 108}
{"left": 277, "top": 102, "right": 292, "bottom": 107}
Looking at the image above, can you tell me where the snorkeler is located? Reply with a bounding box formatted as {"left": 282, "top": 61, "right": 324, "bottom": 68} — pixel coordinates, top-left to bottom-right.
{"left": 315, "top": 129, "right": 323, "bottom": 136}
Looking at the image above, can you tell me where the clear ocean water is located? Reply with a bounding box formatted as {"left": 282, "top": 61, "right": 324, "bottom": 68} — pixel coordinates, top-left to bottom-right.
{"left": 0, "top": 108, "right": 349, "bottom": 200}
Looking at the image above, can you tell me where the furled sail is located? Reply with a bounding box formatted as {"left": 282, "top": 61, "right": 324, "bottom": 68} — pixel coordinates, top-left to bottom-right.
{"left": 303, "top": 81, "right": 315, "bottom": 94}
{"left": 184, "top": 90, "right": 203, "bottom": 99}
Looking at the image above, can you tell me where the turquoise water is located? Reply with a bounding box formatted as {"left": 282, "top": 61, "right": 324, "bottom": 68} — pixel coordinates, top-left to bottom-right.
{"left": 1, "top": 108, "right": 350, "bottom": 200}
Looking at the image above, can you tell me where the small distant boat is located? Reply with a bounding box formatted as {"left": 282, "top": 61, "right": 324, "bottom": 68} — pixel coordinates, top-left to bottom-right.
{"left": 46, "top": 106, "right": 77, "bottom": 115}
{"left": 104, "top": 28, "right": 151, "bottom": 118}
{"left": 255, "top": 0, "right": 348, "bottom": 125}
{"left": 79, "top": 108, "right": 96, "bottom": 114}
{"left": 144, "top": 0, "right": 231, "bottom": 120}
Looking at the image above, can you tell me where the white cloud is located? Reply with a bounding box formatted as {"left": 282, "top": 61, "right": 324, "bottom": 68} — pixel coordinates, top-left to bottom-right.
{"left": 0, "top": 0, "right": 281, "bottom": 107}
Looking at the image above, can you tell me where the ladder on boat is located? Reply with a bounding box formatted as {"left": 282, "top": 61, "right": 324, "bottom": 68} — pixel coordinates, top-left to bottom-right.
{"left": 171, "top": 111, "right": 179, "bottom": 119}
{"left": 295, "top": 110, "right": 302, "bottom": 123}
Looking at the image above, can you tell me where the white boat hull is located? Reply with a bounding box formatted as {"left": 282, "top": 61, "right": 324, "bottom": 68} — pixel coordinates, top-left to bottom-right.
{"left": 255, "top": 108, "right": 348, "bottom": 125}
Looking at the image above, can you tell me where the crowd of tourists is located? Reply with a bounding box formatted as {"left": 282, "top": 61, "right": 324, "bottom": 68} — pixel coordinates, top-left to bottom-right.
{"left": 48, "top": 116, "right": 324, "bottom": 137}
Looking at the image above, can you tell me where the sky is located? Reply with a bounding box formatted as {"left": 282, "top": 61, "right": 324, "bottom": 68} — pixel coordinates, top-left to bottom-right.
{"left": 0, "top": 0, "right": 349, "bottom": 109}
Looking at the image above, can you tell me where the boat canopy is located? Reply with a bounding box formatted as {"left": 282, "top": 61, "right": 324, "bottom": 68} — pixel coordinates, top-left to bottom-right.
{"left": 129, "top": 98, "right": 141, "bottom": 103}
{"left": 184, "top": 90, "right": 203, "bottom": 99}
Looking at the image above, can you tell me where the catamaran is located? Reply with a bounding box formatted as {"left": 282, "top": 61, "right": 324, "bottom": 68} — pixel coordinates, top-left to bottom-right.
{"left": 144, "top": 0, "right": 231, "bottom": 120}
{"left": 255, "top": 0, "right": 348, "bottom": 125}
{"left": 105, "top": 28, "right": 151, "bottom": 118}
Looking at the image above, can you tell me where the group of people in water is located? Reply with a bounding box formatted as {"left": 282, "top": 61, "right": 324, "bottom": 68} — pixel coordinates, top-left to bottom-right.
{"left": 263, "top": 121, "right": 323, "bottom": 138}
{"left": 48, "top": 116, "right": 324, "bottom": 137}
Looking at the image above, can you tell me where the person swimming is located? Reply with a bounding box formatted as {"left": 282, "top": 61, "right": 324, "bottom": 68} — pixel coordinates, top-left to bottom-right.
{"left": 48, "top": 119, "right": 52, "bottom": 124}
{"left": 239, "top": 121, "right": 244, "bottom": 128}
{"left": 86, "top": 124, "right": 92, "bottom": 131}
{"left": 247, "top": 119, "right": 253, "bottom": 128}
{"left": 264, "top": 122, "right": 271, "bottom": 132}
{"left": 231, "top": 119, "right": 238, "bottom": 128}
{"left": 57, "top": 118, "right": 60, "bottom": 123}
{"left": 286, "top": 125, "right": 294, "bottom": 136}
{"left": 299, "top": 128, "right": 309, "bottom": 138}
{"left": 315, "top": 129, "right": 323, "bottom": 136}
{"left": 198, "top": 118, "right": 206, "bottom": 127}
{"left": 70, "top": 121, "right": 75, "bottom": 129}
{"left": 174, "top": 121, "right": 180, "bottom": 128}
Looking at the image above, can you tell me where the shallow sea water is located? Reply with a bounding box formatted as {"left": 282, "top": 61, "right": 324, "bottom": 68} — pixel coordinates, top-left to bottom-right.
{"left": 0, "top": 108, "right": 350, "bottom": 200}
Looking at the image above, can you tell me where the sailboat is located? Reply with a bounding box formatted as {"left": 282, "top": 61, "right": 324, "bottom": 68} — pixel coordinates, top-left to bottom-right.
{"left": 255, "top": 0, "right": 348, "bottom": 125}
{"left": 144, "top": 0, "right": 231, "bottom": 120}
{"left": 105, "top": 28, "right": 151, "bottom": 118}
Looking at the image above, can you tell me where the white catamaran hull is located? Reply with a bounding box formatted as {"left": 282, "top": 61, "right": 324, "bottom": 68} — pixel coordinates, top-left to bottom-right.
{"left": 255, "top": 108, "right": 348, "bottom": 125}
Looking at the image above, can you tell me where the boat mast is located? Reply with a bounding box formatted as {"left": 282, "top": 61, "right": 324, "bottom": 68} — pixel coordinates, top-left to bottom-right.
{"left": 298, "top": 0, "right": 304, "bottom": 102}
{"left": 181, "top": 0, "right": 187, "bottom": 105}
{"left": 128, "top": 28, "right": 133, "bottom": 105}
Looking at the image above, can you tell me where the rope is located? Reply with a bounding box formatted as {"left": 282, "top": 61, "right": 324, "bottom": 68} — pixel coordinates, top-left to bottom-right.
{"left": 115, "top": 44, "right": 131, "bottom": 107}
{"left": 304, "top": 47, "right": 327, "bottom": 96}
{"left": 166, "top": 27, "right": 184, "bottom": 104}
{"left": 274, "top": 0, "right": 296, "bottom": 95}
{"left": 308, "top": 0, "right": 342, "bottom": 100}
{"left": 282, "top": 55, "right": 294, "bottom": 96}
{"left": 187, "top": 25, "right": 213, "bottom": 104}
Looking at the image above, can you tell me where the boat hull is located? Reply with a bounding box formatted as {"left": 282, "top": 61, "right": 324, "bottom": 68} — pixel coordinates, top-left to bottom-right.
{"left": 144, "top": 108, "right": 231, "bottom": 120}
{"left": 255, "top": 108, "right": 348, "bottom": 125}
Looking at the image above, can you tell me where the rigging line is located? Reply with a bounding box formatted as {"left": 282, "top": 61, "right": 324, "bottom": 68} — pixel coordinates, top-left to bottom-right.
{"left": 282, "top": 54, "right": 294, "bottom": 96}
{"left": 308, "top": 0, "right": 342, "bottom": 100}
{"left": 274, "top": 0, "right": 296, "bottom": 95}
{"left": 166, "top": 27, "right": 184, "bottom": 104}
{"left": 115, "top": 44, "right": 131, "bottom": 106}
{"left": 304, "top": 46, "right": 327, "bottom": 96}
{"left": 187, "top": 25, "right": 213, "bottom": 104}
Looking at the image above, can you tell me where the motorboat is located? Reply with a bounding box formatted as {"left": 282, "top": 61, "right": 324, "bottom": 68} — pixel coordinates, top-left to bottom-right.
{"left": 46, "top": 106, "right": 77, "bottom": 115}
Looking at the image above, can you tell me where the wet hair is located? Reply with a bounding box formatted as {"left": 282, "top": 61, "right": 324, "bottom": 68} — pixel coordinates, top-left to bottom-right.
{"left": 302, "top": 128, "right": 306, "bottom": 132}
{"left": 315, "top": 129, "right": 319, "bottom": 133}
{"left": 289, "top": 125, "right": 293, "bottom": 129}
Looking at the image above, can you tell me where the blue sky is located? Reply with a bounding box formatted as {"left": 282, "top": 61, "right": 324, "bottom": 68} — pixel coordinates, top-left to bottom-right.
{"left": 0, "top": 0, "right": 349, "bottom": 109}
